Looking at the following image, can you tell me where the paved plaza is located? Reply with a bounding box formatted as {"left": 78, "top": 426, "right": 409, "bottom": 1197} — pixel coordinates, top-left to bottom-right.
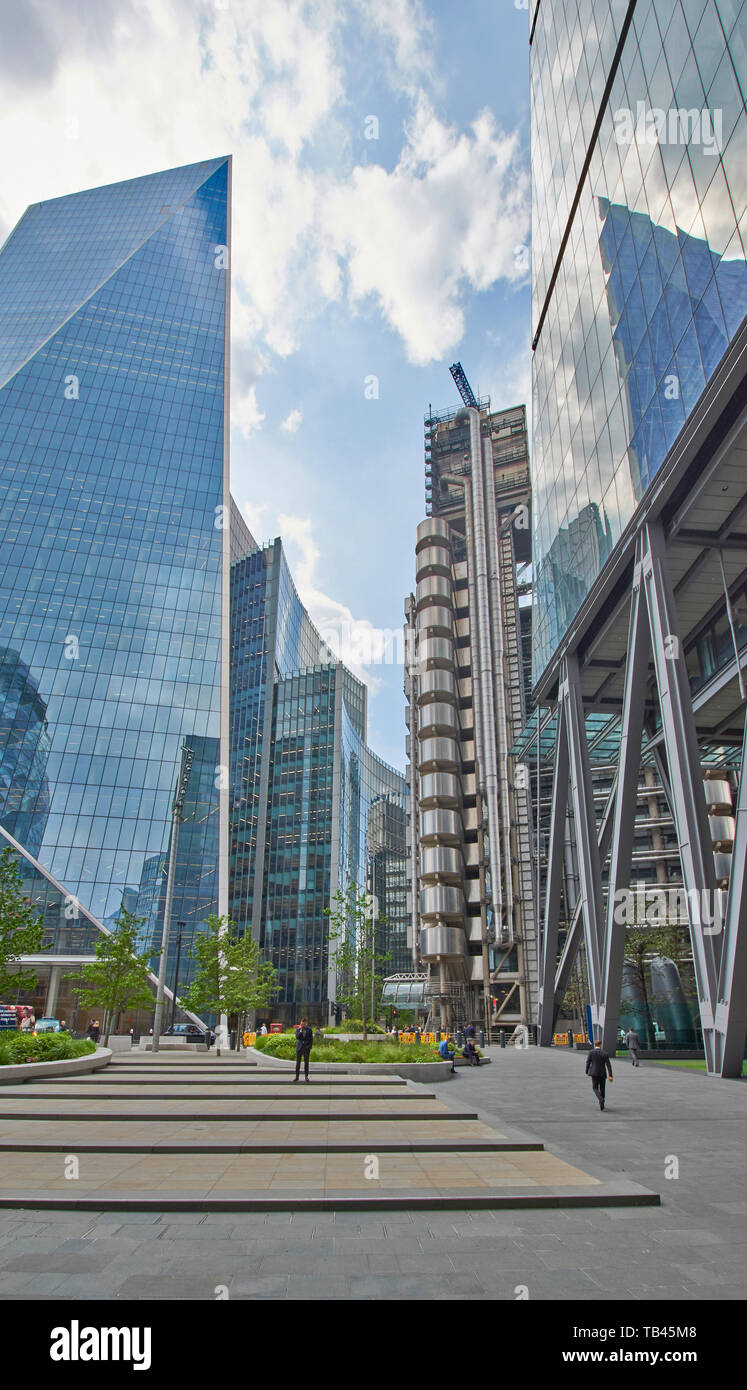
{"left": 0, "top": 1046, "right": 744, "bottom": 1300}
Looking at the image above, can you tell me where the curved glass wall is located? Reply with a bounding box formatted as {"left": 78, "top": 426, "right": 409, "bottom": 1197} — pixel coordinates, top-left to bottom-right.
{"left": 531, "top": 0, "right": 747, "bottom": 679}
{"left": 0, "top": 159, "right": 230, "bottom": 981}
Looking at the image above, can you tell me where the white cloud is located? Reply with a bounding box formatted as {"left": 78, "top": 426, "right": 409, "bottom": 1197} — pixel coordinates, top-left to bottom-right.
{"left": 232, "top": 384, "right": 266, "bottom": 439}
{"left": 243, "top": 501, "right": 268, "bottom": 539}
{"left": 277, "top": 512, "right": 397, "bottom": 692}
{"left": 0, "top": 0, "right": 529, "bottom": 411}
{"left": 322, "top": 98, "right": 530, "bottom": 364}
{"left": 279, "top": 408, "right": 303, "bottom": 433}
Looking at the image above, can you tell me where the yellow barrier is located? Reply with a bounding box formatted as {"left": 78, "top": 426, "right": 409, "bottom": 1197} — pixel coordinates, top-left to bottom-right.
{"left": 553, "top": 1032, "right": 588, "bottom": 1046}
{"left": 242, "top": 1031, "right": 256, "bottom": 1047}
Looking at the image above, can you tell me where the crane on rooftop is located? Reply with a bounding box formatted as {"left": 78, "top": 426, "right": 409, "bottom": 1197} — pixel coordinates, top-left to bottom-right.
{"left": 449, "top": 361, "right": 478, "bottom": 410}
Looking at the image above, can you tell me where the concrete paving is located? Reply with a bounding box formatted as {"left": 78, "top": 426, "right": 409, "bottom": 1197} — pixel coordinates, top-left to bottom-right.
{"left": 0, "top": 1046, "right": 742, "bottom": 1300}
{"left": 0, "top": 1052, "right": 631, "bottom": 1206}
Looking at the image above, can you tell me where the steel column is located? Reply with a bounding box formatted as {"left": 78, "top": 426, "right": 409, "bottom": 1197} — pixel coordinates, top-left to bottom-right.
{"left": 563, "top": 654, "right": 606, "bottom": 1032}
{"left": 641, "top": 520, "right": 721, "bottom": 1070}
{"left": 553, "top": 779, "right": 617, "bottom": 1033}
{"left": 537, "top": 699, "right": 569, "bottom": 1045}
{"left": 714, "top": 717, "right": 747, "bottom": 1076}
{"left": 600, "top": 542, "right": 650, "bottom": 1054}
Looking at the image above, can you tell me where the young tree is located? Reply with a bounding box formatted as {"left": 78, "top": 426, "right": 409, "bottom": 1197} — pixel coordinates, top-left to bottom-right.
{"left": 620, "top": 918, "right": 691, "bottom": 1048}
{"left": 0, "top": 843, "right": 47, "bottom": 999}
{"left": 325, "top": 884, "right": 392, "bottom": 1042}
{"left": 179, "top": 915, "right": 278, "bottom": 1055}
{"left": 66, "top": 909, "right": 155, "bottom": 1046}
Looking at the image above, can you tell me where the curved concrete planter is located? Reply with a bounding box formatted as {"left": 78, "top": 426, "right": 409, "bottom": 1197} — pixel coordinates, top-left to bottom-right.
{"left": 245, "top": 1046, "right": 452, "bottom": 1082}
{"left": 0, "top": 1045, "right": 111, "bottom": 1085}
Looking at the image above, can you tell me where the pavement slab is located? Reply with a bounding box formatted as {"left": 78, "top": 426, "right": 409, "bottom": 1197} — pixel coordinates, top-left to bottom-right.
{"left": 14, "top": 1048, "right": 742, "bottom": 1300}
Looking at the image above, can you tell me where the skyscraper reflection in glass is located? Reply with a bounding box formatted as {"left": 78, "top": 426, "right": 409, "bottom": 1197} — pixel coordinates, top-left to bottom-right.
{"left": 531, "top": 0, "right": 747, "bottom": 679}
{"left": 0, "top": 158, "right": 231, "bottom": 969}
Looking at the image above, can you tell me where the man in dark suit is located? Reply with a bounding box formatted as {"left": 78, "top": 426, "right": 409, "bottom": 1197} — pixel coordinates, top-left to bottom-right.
{"left": 294, "top": 1018, "right": 314, "bottom": 1082}
{"left": 585, "top": 1038, "right": 613, "bottom": 1109}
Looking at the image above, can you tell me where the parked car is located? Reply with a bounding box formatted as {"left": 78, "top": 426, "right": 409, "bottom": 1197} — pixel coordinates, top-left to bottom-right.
{"left": 34, "top": 1017, "right": 62, "bottom": 1033}
{"left": 163, "top": 1023, "right": 213, "bottom": 1043}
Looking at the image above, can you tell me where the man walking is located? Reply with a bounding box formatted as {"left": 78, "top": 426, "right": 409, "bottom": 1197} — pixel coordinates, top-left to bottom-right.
{"left": 585, "top": 1038, "right": 613, "bottom": 1110}
{"left": 294, "top": 1017, "right": 314, "bottom": 1082}
{"left": 624, "top": 1027, "right": 641, "bottom": 1066}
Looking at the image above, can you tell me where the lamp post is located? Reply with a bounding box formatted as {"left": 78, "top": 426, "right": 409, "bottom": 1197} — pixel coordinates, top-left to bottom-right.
{"left": 169, "top": 921, "right": 186, "bottom": 1031}
{"left": 152, "top": 745, "right": 194, "bottom": 1053}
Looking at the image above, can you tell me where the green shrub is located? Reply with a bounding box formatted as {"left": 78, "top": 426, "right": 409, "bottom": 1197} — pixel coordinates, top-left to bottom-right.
{"left": 0, "top": 1033, "right": 97, "bottom": 1066}
{"left": 251, "top": 1034, "right": 439, "bottom": 1063}
{"left": 321, "top": 1020, "right": 385, "bottom": 1034}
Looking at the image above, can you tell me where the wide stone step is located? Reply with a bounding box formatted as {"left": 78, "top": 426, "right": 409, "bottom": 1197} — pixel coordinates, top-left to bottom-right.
{"left": 39, "top": 1074, "right": 407, "bottom": 1087}
{"left": 0, "top": 1089, "right": 428, "bottom": 1102}
{"left": 0, "top": 1108, "right": 479, "bottom": 1122}
{"left": 0, "top": 1187, "right": 660, "bottom": 1211}
{"left": 0, "top": 1142, "right": 658, "bottom": 1211}
{"left": 0, "top": 1116, "right": 510, "bottom": 1147}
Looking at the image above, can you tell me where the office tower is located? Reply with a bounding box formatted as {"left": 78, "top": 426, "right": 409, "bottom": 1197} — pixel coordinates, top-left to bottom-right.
{"left": 230, "top": 527, "right": 408, "bottom": 1027}
{"left": 0, "top": 157, "right": 232, "bottom": 1008}
{"left": 0, "top": 162, "right": 407, "bottom": 1031}
{"left": 404, "top": 380, "right": 536, "bottom": 1031}
{"left": 530, "top": 0, "right": 747, "bottom": 1074}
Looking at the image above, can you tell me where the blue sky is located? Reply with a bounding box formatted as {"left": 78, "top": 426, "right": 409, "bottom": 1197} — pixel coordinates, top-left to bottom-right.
{"left": 0, "top": 0, "right": 534, "bottom": 771}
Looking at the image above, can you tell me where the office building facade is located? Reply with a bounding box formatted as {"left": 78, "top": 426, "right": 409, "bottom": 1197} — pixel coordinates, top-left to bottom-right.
{"left": 230, "top": 525, "right": 408, "bottom": 1027}
{"left": 404, "top": 389, "right": 537, "bottom": 1031}
{"left": 530, "top": 0, "right": 747, "bottom": 1074}
{"left": 0, "top": 161, "right": 406, "bottom": 1031}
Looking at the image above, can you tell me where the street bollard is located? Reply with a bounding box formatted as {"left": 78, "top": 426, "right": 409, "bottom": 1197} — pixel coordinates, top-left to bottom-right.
{"left": 479, "top": 1030, "right": 485, "bottom": 1047}
{"left": 500, "top": 1030, "right": 506, "bottom": 1048}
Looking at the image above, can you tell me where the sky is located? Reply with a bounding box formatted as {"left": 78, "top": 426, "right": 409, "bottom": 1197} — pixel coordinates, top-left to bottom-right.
{"left": 0, "top": 0, "right": 533, "bottom": 773}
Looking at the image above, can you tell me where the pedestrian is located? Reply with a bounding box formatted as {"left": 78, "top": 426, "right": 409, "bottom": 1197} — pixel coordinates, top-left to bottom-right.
{"left": 624, "top": 1027, "right": 641, "bottom": 1066}
{"left": 294, "top": 1017, "right": 314, "bottom": 1082}
{"left": 462, "top": 1037, "right": 480, "bottom": 1067}
{"left": 59, "top": 1020, "right": 68, "bottom": 1032}
{"left": 585, "top": 1038, "right": 613, "bottom": 1110}
{"left": 438, "top": 1036, "right": 456, "bottom": 1073}
{"left": 260, "top": 1023, "right": 268, "bottom": 1035}
{"left": 464, "top": 1020, "right": 475, "bottom": 1041}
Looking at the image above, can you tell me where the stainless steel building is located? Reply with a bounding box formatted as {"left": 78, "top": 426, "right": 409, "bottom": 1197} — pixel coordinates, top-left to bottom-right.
{"left": 404, "top": 379, "right": 537, "bottom": 1032}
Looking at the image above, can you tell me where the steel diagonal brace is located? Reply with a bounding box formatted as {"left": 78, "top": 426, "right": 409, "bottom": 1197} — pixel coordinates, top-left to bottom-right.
{"left": 641, "top": 521, "right": 720, "bottom": 1069}
{"left": 537, "top": 697, "right": 569, "bottom": 1045}
{"left": 563, "top": 654, "right": 607, "bottom": 1031}
{"left": 714, "top": 717, "right": 747, "bottom": 1077}
{"left": 552, "top": 777, "right": 617, "bottom": 1034}
{"left": 600, "top": 539, "right": 650, "bottom": 1054}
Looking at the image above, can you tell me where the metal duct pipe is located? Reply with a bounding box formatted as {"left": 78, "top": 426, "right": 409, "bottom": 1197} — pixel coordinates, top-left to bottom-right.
{"left": 465, "top": 407, "right": 504, "bottom": 939}
{"left": 482, "top": 432, "right": 515, "bottom": 946}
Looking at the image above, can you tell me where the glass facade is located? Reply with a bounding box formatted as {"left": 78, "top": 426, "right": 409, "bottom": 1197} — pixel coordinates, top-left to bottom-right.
{"left": 531, "top": 0, "right": 747, "bottom": 679}
{"left": 0, "top": 158, "right": 406, "bottom": 1026}
{"left": 230, "top": 536, "right": 408, "bottom": 1025}
{"left": 0, "top": 158, "right": 231, "bottom": 983}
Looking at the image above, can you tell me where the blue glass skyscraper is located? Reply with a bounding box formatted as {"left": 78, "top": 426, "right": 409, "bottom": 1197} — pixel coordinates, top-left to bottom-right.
{"left": 0, "top": 158, "right": 406, "bottom": 1030}
{"left": 230, "top": 525, "right": 408, "bottom": 1026}
{"left": 0, "top": 158, "right": 232, "bottom": 991}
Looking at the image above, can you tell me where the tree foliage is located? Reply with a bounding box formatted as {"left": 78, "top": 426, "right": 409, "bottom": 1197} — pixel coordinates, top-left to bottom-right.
{"left": 66, "top": 909, "right": 155, "bottom": 1046}
{"left": 0, "top": 843, "right": 47, "bottom": 998}
{"left": 325, "top": 884, "right": 392, "bottom": 1042}
{"left": 180, "top": 915, "right": 278, "bottom": 1053}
